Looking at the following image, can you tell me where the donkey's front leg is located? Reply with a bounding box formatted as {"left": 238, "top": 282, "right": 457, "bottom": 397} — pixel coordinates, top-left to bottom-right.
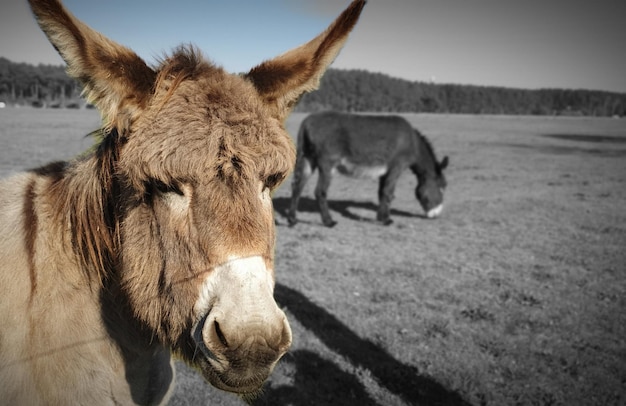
{"left": 377, "top": 166, "right": 402, "bottom": 225}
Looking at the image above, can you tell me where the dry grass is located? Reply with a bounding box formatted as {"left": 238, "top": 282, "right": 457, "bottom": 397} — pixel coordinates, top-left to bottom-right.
{"left": 1, "top": 108, "right": 624, "bottom": 405}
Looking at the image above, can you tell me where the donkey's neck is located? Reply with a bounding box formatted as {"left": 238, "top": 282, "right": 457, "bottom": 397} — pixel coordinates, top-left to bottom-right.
{"left": 45, "top": 158, "right": 175, "bottom": 403}
{"left": 410, "top": 132, "right": 437, "bottom": 179}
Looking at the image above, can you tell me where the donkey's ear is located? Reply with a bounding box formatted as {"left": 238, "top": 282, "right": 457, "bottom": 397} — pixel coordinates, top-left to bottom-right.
{"left": 440, "top": 156, "right": 449, "bottom": 170}
{"left": 29, "top": 0, "right": 156, "bottom": 132}
{"left": 245, "top": 0, "right": 365, "bottom": 121}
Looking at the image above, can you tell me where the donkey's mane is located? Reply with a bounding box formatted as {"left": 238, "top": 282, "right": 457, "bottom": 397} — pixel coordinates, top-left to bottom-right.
{"left": 38, "top": 129, "right": 123, "bottom": 285}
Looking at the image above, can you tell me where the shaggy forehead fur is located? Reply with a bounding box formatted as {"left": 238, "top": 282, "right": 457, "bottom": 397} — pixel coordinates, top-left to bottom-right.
{"left": 120, "top": 48, "right": 296, "bottom": 192}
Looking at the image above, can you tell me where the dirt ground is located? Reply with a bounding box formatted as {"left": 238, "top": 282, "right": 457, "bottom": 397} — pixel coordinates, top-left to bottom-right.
{"left": 1, "top": 108, "right": 625, "bottom": 405}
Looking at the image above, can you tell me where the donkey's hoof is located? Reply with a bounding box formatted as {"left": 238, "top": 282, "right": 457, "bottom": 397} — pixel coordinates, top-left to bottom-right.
{"left": 323, "top": 220, "right": 338, "bottom": 228}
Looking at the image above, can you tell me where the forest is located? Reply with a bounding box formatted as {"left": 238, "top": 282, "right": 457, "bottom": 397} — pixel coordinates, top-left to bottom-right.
{"left": 0, "top": 57, "right": 82, "bottom": 108}
{"left": 1, "top": 57, "right": 625, "bottom": 116}
{"left": 295, "top": 69, "right": 626, "bottom": 117}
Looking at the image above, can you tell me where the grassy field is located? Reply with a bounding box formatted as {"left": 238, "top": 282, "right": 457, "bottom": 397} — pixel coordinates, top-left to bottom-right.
{"left": 1, "top": 108, "right": 625, "bottom": 405}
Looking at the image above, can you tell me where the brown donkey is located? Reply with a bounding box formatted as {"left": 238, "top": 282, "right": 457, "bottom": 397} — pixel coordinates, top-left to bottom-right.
{"left": 0, "top": 0, "right": 364, "bottom": 404}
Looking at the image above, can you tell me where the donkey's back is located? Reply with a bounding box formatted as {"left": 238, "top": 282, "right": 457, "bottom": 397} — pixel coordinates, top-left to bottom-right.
{"left": 298, "top": 111, "right": 416, "bottom": 168}
{"left": 0, "top": 175, "right": 36, "bottom": 394}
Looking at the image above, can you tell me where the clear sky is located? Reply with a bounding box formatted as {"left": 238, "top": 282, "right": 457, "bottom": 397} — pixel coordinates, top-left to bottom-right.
{"left": 1, "top": 0, "right": 625, "bottom": 93}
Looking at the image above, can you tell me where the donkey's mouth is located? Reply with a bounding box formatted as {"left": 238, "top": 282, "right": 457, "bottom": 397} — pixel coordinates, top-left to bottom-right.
{"left": 192, "top": 313, "right": 218, "bottom": 361}
{"left": 204, "top": 366, "right": 266, "bottom": 396}
{"left": 194, "top": 353, "right": 271, "bottom": 397}
{"left": 191, "top": 313, "right": 281, "bottom": 395}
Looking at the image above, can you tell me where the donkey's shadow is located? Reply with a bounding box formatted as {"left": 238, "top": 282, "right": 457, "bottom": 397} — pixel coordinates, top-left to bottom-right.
{"left": 252, "top": 284, "right": 470, "bottom": 406}
{"left": 272, "top": 196, "right": 423, "bottom": 225}
{"left": 253, "top": 349, "right": 376, "bottom": 405}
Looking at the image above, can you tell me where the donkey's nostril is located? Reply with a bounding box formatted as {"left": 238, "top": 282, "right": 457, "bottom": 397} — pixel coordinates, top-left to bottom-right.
{"left": 214, "top": 320, "right": 229, "bottom": 348}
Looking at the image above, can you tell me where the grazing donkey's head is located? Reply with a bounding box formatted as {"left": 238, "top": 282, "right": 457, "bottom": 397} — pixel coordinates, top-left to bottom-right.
{"left": 413, "top": 131, "right": 449, "bottom": 219}
{"left": 28, "top": 0, "right": 364, "bottom": 396}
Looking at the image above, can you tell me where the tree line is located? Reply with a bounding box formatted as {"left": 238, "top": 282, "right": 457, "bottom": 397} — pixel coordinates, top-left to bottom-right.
{"left": 295, "top": 69, "right": 626, "bottom": 117}
{"left": 1, "top": 57, "right": 624, "bottom": 116}
{"left": 0, "top": 57, "right": 81, "bottom": 108}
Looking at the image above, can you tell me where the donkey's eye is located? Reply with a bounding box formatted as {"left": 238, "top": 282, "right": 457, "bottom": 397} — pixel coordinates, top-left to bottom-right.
{"left": 147, "top": 179, "right": 184, "bottom": 199}
{"left": 156, "top": 180, "right": 183, "bottom": 196}
{"left": 146, "top": 179, "right": 190, "bottom": 213}
{"left": 263, "top": 173, "right": 284, "bottom": 190}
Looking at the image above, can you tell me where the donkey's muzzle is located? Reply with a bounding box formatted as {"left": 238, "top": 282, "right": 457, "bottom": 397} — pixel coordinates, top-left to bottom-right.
{"left": 426, "top": 204, "right": 443, "bottom": 219}
{"left": 193, "top": 256, "right": 292, "bottom": 394}
{"left": 197, "top": 311, "right": 292, "bottom": 394}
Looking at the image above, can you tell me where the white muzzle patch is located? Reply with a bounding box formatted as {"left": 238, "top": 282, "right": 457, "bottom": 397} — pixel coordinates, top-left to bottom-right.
{"left": 194, "top": 255, "right": 275, "bottom": 318}
{"left": 426, "top": 204, "right": 443, "bottom": 218}
{"left": 192, "top": 255, "right": 291, "bottom": 373}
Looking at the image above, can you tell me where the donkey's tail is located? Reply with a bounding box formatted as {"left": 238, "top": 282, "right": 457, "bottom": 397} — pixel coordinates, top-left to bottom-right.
{"left": 294, "top": 117, "right": 316, "bottom": 173}
{"left": 295, "top": 117, "right": 311, "bottom": 160}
